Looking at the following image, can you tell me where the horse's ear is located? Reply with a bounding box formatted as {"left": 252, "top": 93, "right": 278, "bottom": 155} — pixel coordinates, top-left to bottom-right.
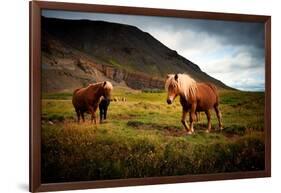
{"left": 166, "top": 74, "right": 171, "bottom": 79}
{"left": 103, "top": 81, "right": 107, "bottom": 87}
{"left": 174, "top": 74, "right": 178, "bottom": 81}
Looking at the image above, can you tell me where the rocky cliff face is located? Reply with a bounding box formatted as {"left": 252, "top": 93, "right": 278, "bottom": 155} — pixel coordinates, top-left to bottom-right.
{"left": 41, "top": 17, "right": 230, "bottom": 92}
{"left": 42, "top": 32, "right": 164, "bottom": 92}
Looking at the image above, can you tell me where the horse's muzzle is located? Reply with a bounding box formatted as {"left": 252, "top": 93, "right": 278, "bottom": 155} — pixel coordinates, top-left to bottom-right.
{"left": 167, "top": 99, "right": 172, "bottom": 105}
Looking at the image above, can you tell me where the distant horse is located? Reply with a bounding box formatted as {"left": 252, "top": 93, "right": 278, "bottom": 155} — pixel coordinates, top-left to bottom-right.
{"left": 99, "top": 96, "right": 110, "bottom": 123}
{"left": 72, "top": 81, "right": 113, "bottom": 124}
{"left": 165, "top": 74, "right": 222, "bottom": 134}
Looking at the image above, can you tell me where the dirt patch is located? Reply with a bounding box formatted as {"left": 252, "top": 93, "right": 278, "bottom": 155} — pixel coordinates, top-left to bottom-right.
{"left": 222, "top": 125, "right": 246, "bottom": 137}
{"left": 127, "top": 121, "right": 186, "bottom": 136}
{"left": 162, "top": 126, "right": 187, "bottom": 136}
{"left": 127, "top": 121, "right": 251, "bottom": 138}
{"left": 194, "top": 123, "right": 249, "bottom": 139}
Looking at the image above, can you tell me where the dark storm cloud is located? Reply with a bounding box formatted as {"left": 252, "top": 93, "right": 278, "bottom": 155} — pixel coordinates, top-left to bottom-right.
{"left": 42, "top": 10, "right": 265, "bottom": 91}
{"left": 42, "top": 10, "right": 264, "bottom": 48}
{"left": 180, "top": 19, "right": 265, "bottom": 62}
{"left": 137, "top": 17, "right": 265, "bottom": 62}
{"left": 178, "top": 19, "right": 264, "bottom": 48}
{"left": 42, "top": 10, "right": 264, "bottom": 54}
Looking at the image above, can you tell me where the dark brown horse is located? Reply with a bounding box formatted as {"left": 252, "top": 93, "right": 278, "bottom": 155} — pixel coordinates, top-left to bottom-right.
{"left": 165, "top": 74, "right": 223, "bottom": 134}
{"left": 99, "top": 96, "right": 110, "bottom": 123}
{"left": 72, "top": 81, "right": 113, "bottom": 124}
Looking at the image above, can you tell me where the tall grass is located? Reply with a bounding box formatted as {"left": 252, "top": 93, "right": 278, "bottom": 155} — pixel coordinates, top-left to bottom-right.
{"left": 41, "top": 89, "right": 265, "bottom": 183}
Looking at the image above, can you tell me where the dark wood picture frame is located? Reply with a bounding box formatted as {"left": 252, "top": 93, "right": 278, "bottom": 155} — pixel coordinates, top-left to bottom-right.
{"left": 30, "top": 1, "right": 271, "bottom": 192}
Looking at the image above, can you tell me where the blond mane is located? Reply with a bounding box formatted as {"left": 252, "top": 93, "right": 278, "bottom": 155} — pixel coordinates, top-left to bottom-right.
{"left": 165, "top": 74, "right": 197, "bottom": 100}
{"left": 88, "top": 81, "right": 113, "bottom": 90}
{"left": 103, "top": 81, "right": 113, "bottom": 90}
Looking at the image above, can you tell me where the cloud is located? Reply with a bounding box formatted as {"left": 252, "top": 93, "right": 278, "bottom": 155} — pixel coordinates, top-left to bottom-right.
{"left": 42, "top": 10, "right": 265, "bottom": 91}
{"left": 143, "top": 21, "right": 265, "bottom": 91}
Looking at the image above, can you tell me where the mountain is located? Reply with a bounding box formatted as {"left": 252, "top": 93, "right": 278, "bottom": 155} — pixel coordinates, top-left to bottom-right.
{"left": 41, "top": 16, "right": 230, "bottom": 92}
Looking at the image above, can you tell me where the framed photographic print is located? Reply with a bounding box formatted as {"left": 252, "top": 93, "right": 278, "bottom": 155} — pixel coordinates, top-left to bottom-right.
{"left": 30, "top": 1, "right": 271, "bottom": 192}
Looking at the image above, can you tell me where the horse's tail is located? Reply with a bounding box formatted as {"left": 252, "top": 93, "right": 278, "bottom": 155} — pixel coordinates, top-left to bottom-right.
{"left": 72, "top": 88, "right": 82, "bottom": 107}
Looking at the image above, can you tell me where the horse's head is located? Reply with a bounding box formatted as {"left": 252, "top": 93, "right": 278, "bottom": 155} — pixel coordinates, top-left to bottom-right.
{"left": 165, "top": 73, "right": 197, "bottom": 105}
{"left": 102, "top": 81, "right": 113, "bottom": 101}
{"left": 165, "top": 74, "right": 180, "bottom": 105}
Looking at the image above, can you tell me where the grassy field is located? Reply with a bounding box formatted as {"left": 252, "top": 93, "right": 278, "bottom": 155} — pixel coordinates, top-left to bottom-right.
{"left": 41, "top": 88, "right": 265, "bottom": 183}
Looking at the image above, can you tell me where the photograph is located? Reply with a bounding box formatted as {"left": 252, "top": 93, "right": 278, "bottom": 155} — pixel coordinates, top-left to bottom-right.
{"left": 40, "top": 9, "right": 267, "bottom": 184}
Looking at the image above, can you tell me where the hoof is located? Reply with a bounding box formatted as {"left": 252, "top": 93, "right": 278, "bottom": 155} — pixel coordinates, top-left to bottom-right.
{"left": 187, "top": 131, "right": 193, "bottom": 135}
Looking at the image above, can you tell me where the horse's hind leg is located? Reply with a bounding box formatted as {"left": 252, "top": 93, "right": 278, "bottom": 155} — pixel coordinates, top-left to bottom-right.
{"left": 81, "top": 111, "right": 85, "bottom": 123}
{"left": 196, "top": 112, "right": 201, "bottom": 122}
{"left": 75, "top": 109, "right": 80, "bottom": 123}
{"left": 99, "top": 108, "right": 103, "bottom": 123}
{"left": 205, "top": 110, "right": 211, "bottom": 133}
{"left": 104, "top": 106, "right": 108, "bottom": 120}
{"left": 214, "top": 104, "right": 223, "bottom": 130}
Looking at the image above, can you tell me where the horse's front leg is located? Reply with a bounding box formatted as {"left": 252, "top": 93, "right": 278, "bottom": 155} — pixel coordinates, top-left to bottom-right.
{"left": 189, "top": 103, "right": 197, "bottom": 133}
{"left": 91, "top": 113, "right": 97, "bottom": 124}
{"left": 181, "top": 110, "right": 192, "bottom": 135}
{"left": 89, "top": 106, "right": 97, "bottom": 124}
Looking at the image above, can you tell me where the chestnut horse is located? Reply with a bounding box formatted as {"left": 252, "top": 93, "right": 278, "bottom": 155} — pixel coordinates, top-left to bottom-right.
{"left": 165, "top": 74, "right": 222, "bottom": 134}
{"left": 72, "top": 81, "right": 113, "bottom": 124}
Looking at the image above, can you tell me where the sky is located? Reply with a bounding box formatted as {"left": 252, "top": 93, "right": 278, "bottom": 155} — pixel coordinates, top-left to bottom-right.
{"left": 42, "top": 10, "right": 265, "bottom": 91}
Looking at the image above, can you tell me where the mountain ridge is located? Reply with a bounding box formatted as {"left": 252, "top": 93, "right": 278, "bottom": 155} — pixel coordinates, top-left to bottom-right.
{"left": 41, "top": 16, "right": 231, "bottom": 92}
